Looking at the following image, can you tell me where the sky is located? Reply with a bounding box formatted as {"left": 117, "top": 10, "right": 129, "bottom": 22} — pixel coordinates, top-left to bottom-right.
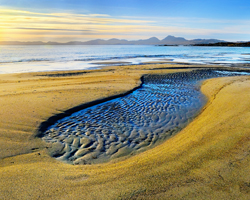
{"left": 0, "top": 0, "right": 250, "bottom": 42}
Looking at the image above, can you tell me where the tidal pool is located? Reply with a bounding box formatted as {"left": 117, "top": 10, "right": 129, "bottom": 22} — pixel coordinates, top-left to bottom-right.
{"left": 41, "top": 69, "right": 249, "bottom": 164}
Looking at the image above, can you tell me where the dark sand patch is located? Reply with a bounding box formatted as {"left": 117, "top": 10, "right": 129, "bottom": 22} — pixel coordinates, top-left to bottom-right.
{"left": 35, "top": 69, "right": 116, "bottom": 77}
{"left": 91, "top": 61, "right": 132, "bottom": 65}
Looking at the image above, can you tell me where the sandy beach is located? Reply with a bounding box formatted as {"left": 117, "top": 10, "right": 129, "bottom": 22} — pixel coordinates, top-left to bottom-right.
{"left": 1, "top": 63, "right": 250, "bottom": 199}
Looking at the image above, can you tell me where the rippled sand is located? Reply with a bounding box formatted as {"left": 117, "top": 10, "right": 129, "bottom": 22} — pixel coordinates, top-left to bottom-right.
{"left": 1, "top": 64, "right": 250, "bottom": 200}
{"left": 41, "top": 69, "right": 250, "bottom": 164}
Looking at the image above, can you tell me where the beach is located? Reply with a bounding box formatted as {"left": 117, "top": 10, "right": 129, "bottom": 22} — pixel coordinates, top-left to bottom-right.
{"left": 1, "top": 63, "right": 250, "bottom": 199}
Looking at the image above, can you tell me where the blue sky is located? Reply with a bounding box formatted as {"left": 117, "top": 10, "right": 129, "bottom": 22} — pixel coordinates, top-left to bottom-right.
{"left": 1, "top": 0, "right": 250, "bottom": 42}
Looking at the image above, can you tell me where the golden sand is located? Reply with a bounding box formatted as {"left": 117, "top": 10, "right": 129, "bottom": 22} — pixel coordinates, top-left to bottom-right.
{"left": 0, "top": 64, "right": 250, "bottom": 199}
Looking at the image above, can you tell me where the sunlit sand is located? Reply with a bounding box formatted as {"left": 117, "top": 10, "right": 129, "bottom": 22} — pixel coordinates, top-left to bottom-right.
{"left": 1, "top": 64, "right": 250, "bottom": 199}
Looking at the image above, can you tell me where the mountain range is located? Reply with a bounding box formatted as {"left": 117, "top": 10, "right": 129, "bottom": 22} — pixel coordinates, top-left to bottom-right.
{"left": 0, "top": 35, "right": 227, "bottom": 45}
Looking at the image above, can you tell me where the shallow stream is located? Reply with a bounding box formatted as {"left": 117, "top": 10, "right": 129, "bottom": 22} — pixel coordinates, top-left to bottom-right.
{"left": 41, "top": 69, "right": 250, "bottom": 164}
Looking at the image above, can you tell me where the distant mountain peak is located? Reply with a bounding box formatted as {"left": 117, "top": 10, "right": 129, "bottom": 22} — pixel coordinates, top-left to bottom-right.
{"left": 162, "top": 35, "right": 187, "bottom": 41}
{"left": 147, "top": 37, "right": 160, "bottom": 41}
{"left": 0, "top": 36, "right": 227, "bottom": 45}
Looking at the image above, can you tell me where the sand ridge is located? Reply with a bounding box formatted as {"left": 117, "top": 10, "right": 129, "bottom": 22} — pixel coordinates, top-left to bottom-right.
{"left": 1, "top": 64, "right": 250, "bottom": 199}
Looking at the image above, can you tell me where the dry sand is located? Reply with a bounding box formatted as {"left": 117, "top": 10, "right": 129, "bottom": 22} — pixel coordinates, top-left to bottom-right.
{"left": 0, "top": 64, "right": 250, "bottom": 199}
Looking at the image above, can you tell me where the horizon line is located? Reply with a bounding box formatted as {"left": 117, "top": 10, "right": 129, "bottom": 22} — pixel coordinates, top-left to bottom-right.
{"left": 1, "top": 35, "right": 248, "bottom": 44}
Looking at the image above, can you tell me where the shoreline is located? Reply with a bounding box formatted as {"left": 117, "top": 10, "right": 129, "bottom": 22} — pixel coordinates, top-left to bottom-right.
{"left": 1, "top": 63, "right": 250, "bottom": 199}
{"left": 1, "top": 60, "right": 250, "bottom": 75}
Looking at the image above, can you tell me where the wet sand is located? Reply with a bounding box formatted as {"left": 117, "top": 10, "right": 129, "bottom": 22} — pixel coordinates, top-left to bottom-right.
{"left": 1, "top": 63, "right": 250, "bottom": 199}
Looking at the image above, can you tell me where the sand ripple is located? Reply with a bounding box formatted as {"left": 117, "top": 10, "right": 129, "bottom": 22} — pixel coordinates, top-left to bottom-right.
{"left": 41, "top": 69, "right": 249, "bottom": 164}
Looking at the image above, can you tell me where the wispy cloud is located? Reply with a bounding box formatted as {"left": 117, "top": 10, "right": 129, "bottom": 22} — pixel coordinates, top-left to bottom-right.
{"left": 0, "top": 8, "right": 157, "bottom": 41}
{"left": 1, "top": 8, "right": 250, "bottom": 42}
{"left": 12, "top": 27, "right": 93, "bottom": 32}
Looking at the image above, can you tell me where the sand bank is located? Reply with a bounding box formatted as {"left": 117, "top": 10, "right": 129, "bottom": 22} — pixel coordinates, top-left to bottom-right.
{"left": 1, "top": 64, "right": 250, "bottom": 199}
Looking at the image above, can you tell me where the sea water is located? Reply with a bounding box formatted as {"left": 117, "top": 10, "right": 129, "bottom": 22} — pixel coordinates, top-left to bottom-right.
{"left": 0, "top": 45, "right": 250, "bottom": 74}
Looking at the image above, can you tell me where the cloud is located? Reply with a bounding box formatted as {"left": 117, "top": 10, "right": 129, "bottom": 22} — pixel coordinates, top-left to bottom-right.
{"left": 0, "top": 8, "right": 154, "bottom": 25}
{"left": 12, "top": 27, "right": 93, "bottom": 32}
{"left": 1, "top": 8, "right": 250, "bottom": 42}
{"left": 0, "top": 8, "right": 155, "bottom": 40}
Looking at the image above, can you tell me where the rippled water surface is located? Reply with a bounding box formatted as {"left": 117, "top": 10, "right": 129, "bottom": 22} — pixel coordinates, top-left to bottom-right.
{"left": 41, "top": 70, "right": 250, "bottom": 164}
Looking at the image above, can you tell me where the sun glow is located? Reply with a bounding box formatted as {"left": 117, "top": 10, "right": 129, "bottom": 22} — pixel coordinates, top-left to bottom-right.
{"left": 0, "top": 8, "right": 158, "bottom": 42}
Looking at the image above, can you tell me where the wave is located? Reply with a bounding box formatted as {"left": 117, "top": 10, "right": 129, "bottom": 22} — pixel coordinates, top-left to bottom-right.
{"left": 0, "top": 58, "right": 51, "bottom": 64}
{"left": 1, "top": 54, "right": 173, "bottom": 64}
{"left": 74, "top": 54, "right": 173, "bottom": 62}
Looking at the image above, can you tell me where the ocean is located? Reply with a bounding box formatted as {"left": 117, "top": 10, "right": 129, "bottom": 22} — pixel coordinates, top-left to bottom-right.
{"left": 0, "top": 45, "right": 250, "bottom": 74}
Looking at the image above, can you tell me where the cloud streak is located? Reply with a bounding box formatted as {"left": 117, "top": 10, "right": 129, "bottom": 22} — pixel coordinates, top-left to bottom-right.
{"left": 1, "top": 8, "right": 250, "bottom": 42}
{"left": 11, "top": 27, "right": 93, "bottom": 32}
